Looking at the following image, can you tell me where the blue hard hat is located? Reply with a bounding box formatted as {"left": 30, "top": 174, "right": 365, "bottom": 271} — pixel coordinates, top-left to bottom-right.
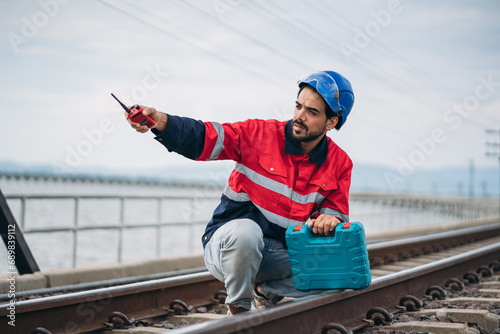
{"left": 298, "top": 71, "right": 354, "bottom": 130}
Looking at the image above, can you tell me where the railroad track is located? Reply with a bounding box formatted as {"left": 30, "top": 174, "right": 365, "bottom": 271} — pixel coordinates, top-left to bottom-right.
{"left": 1, "top": 223, "right": 500, "bottom": 334}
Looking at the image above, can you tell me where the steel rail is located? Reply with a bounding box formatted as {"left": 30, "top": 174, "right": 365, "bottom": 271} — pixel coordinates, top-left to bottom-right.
{"left": 173, "top": 242, "right": 500, "bottom": 334}
{"left": 367, "top": 222, "right": 500, "bottom": 261}
{"left": 0, "top": 272, "right": 224, "bottom": 334}
{"left": 1, "top": 223, "right": 499, "bottom": 333}
{"left": 0, "top": 266, "right": 208, "bottom": 302}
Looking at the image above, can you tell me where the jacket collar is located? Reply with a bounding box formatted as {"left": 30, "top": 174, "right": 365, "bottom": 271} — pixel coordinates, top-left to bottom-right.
{"left": 284, "top": 120, "right": 328, "bottom": 165}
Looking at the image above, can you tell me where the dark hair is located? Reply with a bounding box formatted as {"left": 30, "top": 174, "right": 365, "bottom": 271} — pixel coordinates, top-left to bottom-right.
{"left": 297, "top": 85, "right": 337, "bottom": 119}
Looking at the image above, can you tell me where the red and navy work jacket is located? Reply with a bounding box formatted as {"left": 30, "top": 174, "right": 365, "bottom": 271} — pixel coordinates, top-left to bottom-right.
{"left": 153, "top": 115, "right": 352, "bottom": 248}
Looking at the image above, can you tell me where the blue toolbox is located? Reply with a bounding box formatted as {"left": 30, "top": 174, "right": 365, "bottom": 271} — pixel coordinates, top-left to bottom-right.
{"left": 285, "top": 222, "right": 371, "bottom": 291}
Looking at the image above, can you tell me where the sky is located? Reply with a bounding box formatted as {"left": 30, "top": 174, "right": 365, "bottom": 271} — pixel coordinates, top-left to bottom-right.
{"left": 1, "top": 0, "right": 499, "bottom": 180}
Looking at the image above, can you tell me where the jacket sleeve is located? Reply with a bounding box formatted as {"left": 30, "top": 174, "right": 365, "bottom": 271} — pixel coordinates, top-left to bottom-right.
{"left": 316, "top": 160, "right": 352, "bottom": 222}
{"left": 153, "top": 114, "right": 243, "bottom": 162}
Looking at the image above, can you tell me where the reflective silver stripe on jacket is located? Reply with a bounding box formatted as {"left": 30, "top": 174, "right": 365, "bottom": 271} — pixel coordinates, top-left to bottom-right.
{"left": 224, "top": 181, "right": 349, "bottom": 225}
{"left": 318, "top": 207, "right": 349, "bottom": 222}
{"left": 253, "top": 203, "right": 305, "bottom": 229}
{"left": 233, "top": 163, "right": 326, "bottom": 205}
{"left": 223, "top": 185, "right": 250, "bottom": 202}
{"left": 224, "top": 185, "right": 304, "bottom": 229}
{"left": 208, "top": 122, "right": 225, "bottom": 160}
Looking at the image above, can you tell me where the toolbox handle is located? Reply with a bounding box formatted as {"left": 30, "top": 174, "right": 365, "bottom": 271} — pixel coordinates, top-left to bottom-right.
{"left": 290, "top": 222, "right": 352, "bottom": 238}
{"left": 300, "top": 223, "right": 339, "bottom": 239}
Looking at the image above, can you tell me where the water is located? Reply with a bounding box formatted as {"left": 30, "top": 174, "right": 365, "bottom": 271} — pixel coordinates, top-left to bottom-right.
{"left": 0, "top": 176, "right": 221, "bottom": 274}
{"left": 1, "top": 176, "right": 497, "bottom": 275}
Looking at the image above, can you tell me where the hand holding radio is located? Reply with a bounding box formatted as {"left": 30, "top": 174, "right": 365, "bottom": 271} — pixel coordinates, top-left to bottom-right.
{"left": 111, "top": 93, "right": 168, "bottom": 133}
{"left": 126, "top": 106, "right": 168, "bottom": 134}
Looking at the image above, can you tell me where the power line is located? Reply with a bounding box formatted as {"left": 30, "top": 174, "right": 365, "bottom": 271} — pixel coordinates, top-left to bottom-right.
{"left": 316, "top": 0, "right": 454, "bottom": 94}
{"left": 171, "top": 0, "right": 314, "bottom": 73}
{"left": 98, "top": 0, "right": 496, "bottom": 146}
{"left": 260, "top": 0, "right": 445, "bottom": 108}
{"left": 256, "top": 1, "right": 498, "bottom": 139}
{"left": 172, "top": 1, "right": 415, "bottom": 134}
{"left": 239, "top": 1, "right": 490, "bottom": 145}
{"left": 98, "top": 0, "right": 292, "bottom": 89}
{"left": 315, "top": 0, "right": 500, "bottom": 130}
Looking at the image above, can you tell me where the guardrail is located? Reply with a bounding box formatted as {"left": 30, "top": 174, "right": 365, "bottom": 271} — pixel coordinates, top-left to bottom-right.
{"left": 3, "top": 194, "right": 219, "bottom": 268}
{"left": 2, "top": 192, "right": 499, "bottom": 270}
{"left": 349, "top": 193, "right": 500, "bottom": 231}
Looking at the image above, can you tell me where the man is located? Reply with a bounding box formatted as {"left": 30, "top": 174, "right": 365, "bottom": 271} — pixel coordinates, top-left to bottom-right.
{"left": 126, "top": 71, "right": 355, "bottom": 315}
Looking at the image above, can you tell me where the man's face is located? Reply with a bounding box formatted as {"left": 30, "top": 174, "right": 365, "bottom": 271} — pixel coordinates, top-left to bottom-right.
{"left": 292, "top": 86, "right": 337, "bottom": 143}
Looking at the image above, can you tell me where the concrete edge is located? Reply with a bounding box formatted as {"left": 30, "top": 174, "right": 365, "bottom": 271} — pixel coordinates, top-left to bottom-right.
{"left": 0, "top": 253, "right": 205, "bottom": 294}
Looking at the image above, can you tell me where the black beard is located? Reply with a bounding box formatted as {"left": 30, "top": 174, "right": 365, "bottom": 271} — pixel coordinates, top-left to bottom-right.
{"left": 293, "top": 130, "right": 324, "bottom": 142}
{"left": 292, "top": 120, "right": 326, "bottom": 142}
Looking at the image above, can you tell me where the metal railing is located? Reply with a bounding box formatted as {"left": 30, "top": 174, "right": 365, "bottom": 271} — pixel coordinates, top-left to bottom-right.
{"left": 4, "top": 194, "right": 221, "bottom": 269}
{"left": 349, "top": 193, "right": 500, "bottom": 231}
{"left": 2, "top": 192, "right": 499, "bottom": 270}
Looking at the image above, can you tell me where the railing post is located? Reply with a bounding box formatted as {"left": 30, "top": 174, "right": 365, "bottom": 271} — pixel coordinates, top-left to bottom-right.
{"left": 386, "top": 199, "right": 392, "bottom": 228}
{"left": 156, "top": 198, "right": 162, "bottom": 257}
{"left": 72, "top": 197, "right": 78, "bottom": 268}
{"left": 118, "top": 197, "right": 124, "bottom": 263}
{"left": 407, "top": 199, "right": 413, "bottom": 226}
{"left": 188, "top": 197, "right": 195, "bottom": 253}
{"left": 20, "top": 196, "right": 26, "bottom": 231}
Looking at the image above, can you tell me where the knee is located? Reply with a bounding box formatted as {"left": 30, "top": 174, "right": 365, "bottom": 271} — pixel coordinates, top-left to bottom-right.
{"left": 221, "top": 219, "right": 263, "bottom": 251}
